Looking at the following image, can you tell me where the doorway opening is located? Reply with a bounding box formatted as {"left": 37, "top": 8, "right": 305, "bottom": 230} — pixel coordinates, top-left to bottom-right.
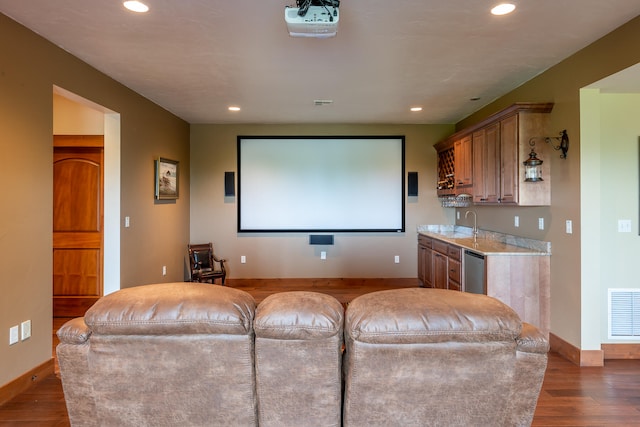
{"left": 52, "top": 87, "right": 121, "bottom": 366}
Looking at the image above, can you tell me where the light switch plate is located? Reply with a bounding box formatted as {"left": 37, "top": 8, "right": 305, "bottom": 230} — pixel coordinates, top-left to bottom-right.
{"left": 21, "top": 320, "right": 31, "bottom": 340}
{"left": 618, "top": 219, "right": 632, "bottom": 233}
{"left": 9, "top": 325, "right": 19, "bottom": 345}
{"left": 538, "top": 218, "right": 544, "bottom": 230}
{"left": 566, "top": 220, "right": 573, "bottom": 234}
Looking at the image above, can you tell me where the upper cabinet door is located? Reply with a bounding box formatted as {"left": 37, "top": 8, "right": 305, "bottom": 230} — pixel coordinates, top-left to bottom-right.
{"left": 454, "top": 134, "right": 473, "bottom": 189}
{"left": 499, "top": 115, "right": 519, "bottom": 204}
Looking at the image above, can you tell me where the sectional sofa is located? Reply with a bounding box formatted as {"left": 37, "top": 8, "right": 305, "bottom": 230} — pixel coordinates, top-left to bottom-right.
{"left": 57, "top": 282, "right": 548, "bottom": 426}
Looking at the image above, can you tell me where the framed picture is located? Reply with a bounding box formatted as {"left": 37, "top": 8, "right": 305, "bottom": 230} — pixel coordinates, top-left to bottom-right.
{"left": 155, "top": 157, "right": 179, "bottom": 200}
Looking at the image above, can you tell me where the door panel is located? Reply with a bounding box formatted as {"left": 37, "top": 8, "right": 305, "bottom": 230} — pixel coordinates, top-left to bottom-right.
{"left": 53, "top": 136, "right": 104, "bottom": 317}
{"left": 53, "top": 249, "right": 100, "bottom": 295}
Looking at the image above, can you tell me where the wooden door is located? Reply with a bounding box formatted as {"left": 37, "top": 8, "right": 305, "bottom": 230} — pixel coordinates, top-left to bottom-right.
{"left": 53, "top": 135, "right": 104, "bottom": 317}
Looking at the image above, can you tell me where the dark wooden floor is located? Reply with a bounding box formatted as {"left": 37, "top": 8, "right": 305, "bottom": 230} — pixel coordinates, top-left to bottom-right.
{"left": 1, "top": 280, "right": 639, "bottom": 426}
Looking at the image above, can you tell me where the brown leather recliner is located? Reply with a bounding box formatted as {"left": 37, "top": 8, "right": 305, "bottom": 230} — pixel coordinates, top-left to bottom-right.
{"left": 254, "top": 291, "right": 344, "bottom": 427}
{"left": 56, "top": 282, "right": 257, "bottom": 426}
{"left": 342, "top": 288, "right": 549, "bottom": 427}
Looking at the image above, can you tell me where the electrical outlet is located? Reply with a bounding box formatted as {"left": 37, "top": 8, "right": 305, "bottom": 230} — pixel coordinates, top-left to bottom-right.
{"left": 241, "top": 255, "right": 246, "bottom": 264}
{"left": 162, "top": 265, "right": 167, "bottom": 276}
{"left": 538, "top": 218, "right": 544, "bottom": 230}
{"left": 21, "top": 320, "right": 31, "bottom": 341}
{"left": 394, "top": 255, "right": 400, "bottom": 264}
{"left": 456, "top": 211, "right": 460, "bottom": 220}
{"left": 9, "top": 325, "right": 19, "bottom": 345}
{"left": 125, "top": 216, "right": 130, "bottom": 228}
{"left": 514, "top": 216, "right": 519, "bottom": 227}
{"left": 566, "top": 220, "right": 573, "bottom": 234}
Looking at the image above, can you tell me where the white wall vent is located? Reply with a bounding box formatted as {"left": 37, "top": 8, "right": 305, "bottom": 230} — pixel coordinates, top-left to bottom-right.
{"left": 608, "top": 289, "right": 640, "bottom": 339}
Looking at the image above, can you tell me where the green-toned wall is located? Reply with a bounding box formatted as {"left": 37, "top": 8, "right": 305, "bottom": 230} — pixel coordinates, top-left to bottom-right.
{"left": 190, "top": 124, "right": 453, "bottom": 278}
{"left": 587, "top": 92, "right": 640, "bottom": 345}
{"left": 0, "top": 14, "right": 189, "bottom": 387}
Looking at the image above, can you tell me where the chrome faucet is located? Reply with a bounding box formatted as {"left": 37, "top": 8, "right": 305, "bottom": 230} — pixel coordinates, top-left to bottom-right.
{"left": 465, "top": 210, "right": 478, "bottom": 239}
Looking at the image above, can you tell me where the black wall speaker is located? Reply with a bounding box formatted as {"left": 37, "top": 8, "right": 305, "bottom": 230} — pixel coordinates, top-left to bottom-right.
{"left": 309, "top": 234, "right": 334, "bottom": 245}
{"left": 224, "top": 171, "right": 235, "bottom": 197}
{"left": 408, "top": 171, "right": 418, "bottom": 196}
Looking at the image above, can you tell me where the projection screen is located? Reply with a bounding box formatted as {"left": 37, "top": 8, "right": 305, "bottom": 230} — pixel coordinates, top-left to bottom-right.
{"left": 237, "top": 136, "right": 405, "bottom": 233}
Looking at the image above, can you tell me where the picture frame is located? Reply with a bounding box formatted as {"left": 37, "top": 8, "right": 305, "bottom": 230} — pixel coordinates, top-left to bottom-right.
{"left": 155, "top": 157, "right": 179, "bottom": 200}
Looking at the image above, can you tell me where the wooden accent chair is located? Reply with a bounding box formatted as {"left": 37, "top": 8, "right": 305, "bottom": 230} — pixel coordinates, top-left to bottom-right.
{"left": 188, "top": 243, "right": 227, "bottom": 284}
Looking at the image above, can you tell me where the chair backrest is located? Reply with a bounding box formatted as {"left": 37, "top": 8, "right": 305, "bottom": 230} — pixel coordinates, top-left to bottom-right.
{"left": 189, "top": 243, "right": 215, "bottom": 270}
{"left": 190, "top": 244, "right": 212, "bottom": 269}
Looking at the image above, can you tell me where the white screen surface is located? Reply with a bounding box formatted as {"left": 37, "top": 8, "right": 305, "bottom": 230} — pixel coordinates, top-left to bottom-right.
{"left": 238, "top": 136, "right": 405, "bottom": 232}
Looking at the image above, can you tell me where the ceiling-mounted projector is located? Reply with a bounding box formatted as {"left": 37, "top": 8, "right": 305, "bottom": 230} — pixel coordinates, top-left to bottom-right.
{"left": 285, "top": 5, "right": 339, "bottom": 38}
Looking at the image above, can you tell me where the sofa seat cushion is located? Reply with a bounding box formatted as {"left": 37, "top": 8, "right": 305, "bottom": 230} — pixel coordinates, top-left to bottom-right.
{"left": 84, "top": 282, "right": 255, "bottom": 336}
{"left": 346, "top": 288, "right": 521, "bottom": 344}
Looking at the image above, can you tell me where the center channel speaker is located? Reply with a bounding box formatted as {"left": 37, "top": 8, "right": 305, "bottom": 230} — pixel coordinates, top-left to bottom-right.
{"left": 309, "top": 234, "right": 334, "bottom": 245}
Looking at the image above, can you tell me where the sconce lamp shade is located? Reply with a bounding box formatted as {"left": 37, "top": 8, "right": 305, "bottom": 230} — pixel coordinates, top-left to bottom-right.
{"left": 523, "top": 146, "right": 543, "bottom": 182}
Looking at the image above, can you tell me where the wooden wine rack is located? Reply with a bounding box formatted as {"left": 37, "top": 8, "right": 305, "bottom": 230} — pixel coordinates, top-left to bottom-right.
{"left": 437, "top": 146, "right": 455, "bottom": 195}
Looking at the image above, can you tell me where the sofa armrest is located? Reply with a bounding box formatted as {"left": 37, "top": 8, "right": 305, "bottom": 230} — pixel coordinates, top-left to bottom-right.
{"left": 57, "top": 317, "right": 91, "bottom": 345}
{"left": 516, "top": 322, "right": 550, "bottom": 354}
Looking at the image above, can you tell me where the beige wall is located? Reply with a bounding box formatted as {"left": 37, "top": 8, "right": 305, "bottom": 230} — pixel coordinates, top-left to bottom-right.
{"left": 0, "top": 14, "right": 190, "bottom": 387}
{"left": 53, "top": 93, "right": 104, "bottom": 134}
{"left": 190, "top": 124, "right": 453, "bottom": 278}
{"left": 3, "top": 9, "right": 640, "bottom": 389}
{"left": 455, "top": 16, "right": 640, "bottom": 349}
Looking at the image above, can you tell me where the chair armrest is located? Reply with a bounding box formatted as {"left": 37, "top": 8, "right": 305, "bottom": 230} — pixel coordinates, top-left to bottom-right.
{"left": 516, "top": 322, "right": 549, "bottom": 354}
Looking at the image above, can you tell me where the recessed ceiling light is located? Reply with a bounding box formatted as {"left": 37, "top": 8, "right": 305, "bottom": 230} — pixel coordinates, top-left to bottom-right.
{"left": 491, "top": 3, "right": 516, "bottom": 16}
{"left": 410, "top": 107, "right": 423, "bottom": 112}
{"left": 228, "top": 106, "right": 241, "bottom": 112}
{"left": 123, "top": 1, "right": 149, "bottom": 13}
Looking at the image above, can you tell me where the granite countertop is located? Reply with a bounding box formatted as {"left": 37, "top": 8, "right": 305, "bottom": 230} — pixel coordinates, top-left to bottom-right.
{"left": 417, "top": 225, "right": 551, "bottom": 256}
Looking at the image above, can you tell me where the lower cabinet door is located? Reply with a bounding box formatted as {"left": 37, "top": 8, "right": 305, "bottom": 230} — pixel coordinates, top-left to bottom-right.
{"left": 433, "top": 252, "right": 448, "bottom": 289}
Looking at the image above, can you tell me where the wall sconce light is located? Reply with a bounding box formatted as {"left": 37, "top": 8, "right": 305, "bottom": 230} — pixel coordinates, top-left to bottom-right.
{"left": 544, "top": 129, "right": 570, "bottom": 159}
{"left": 523, "top": 141, "right": 544, "bottom": 182}
{"left": 524, "top": 130, "right": 570, "bottom": 182}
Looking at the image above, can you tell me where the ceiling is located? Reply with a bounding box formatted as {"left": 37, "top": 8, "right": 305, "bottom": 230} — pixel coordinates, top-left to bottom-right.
{"left": 1, "top": 1, "right": 639, "bottom": 124}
